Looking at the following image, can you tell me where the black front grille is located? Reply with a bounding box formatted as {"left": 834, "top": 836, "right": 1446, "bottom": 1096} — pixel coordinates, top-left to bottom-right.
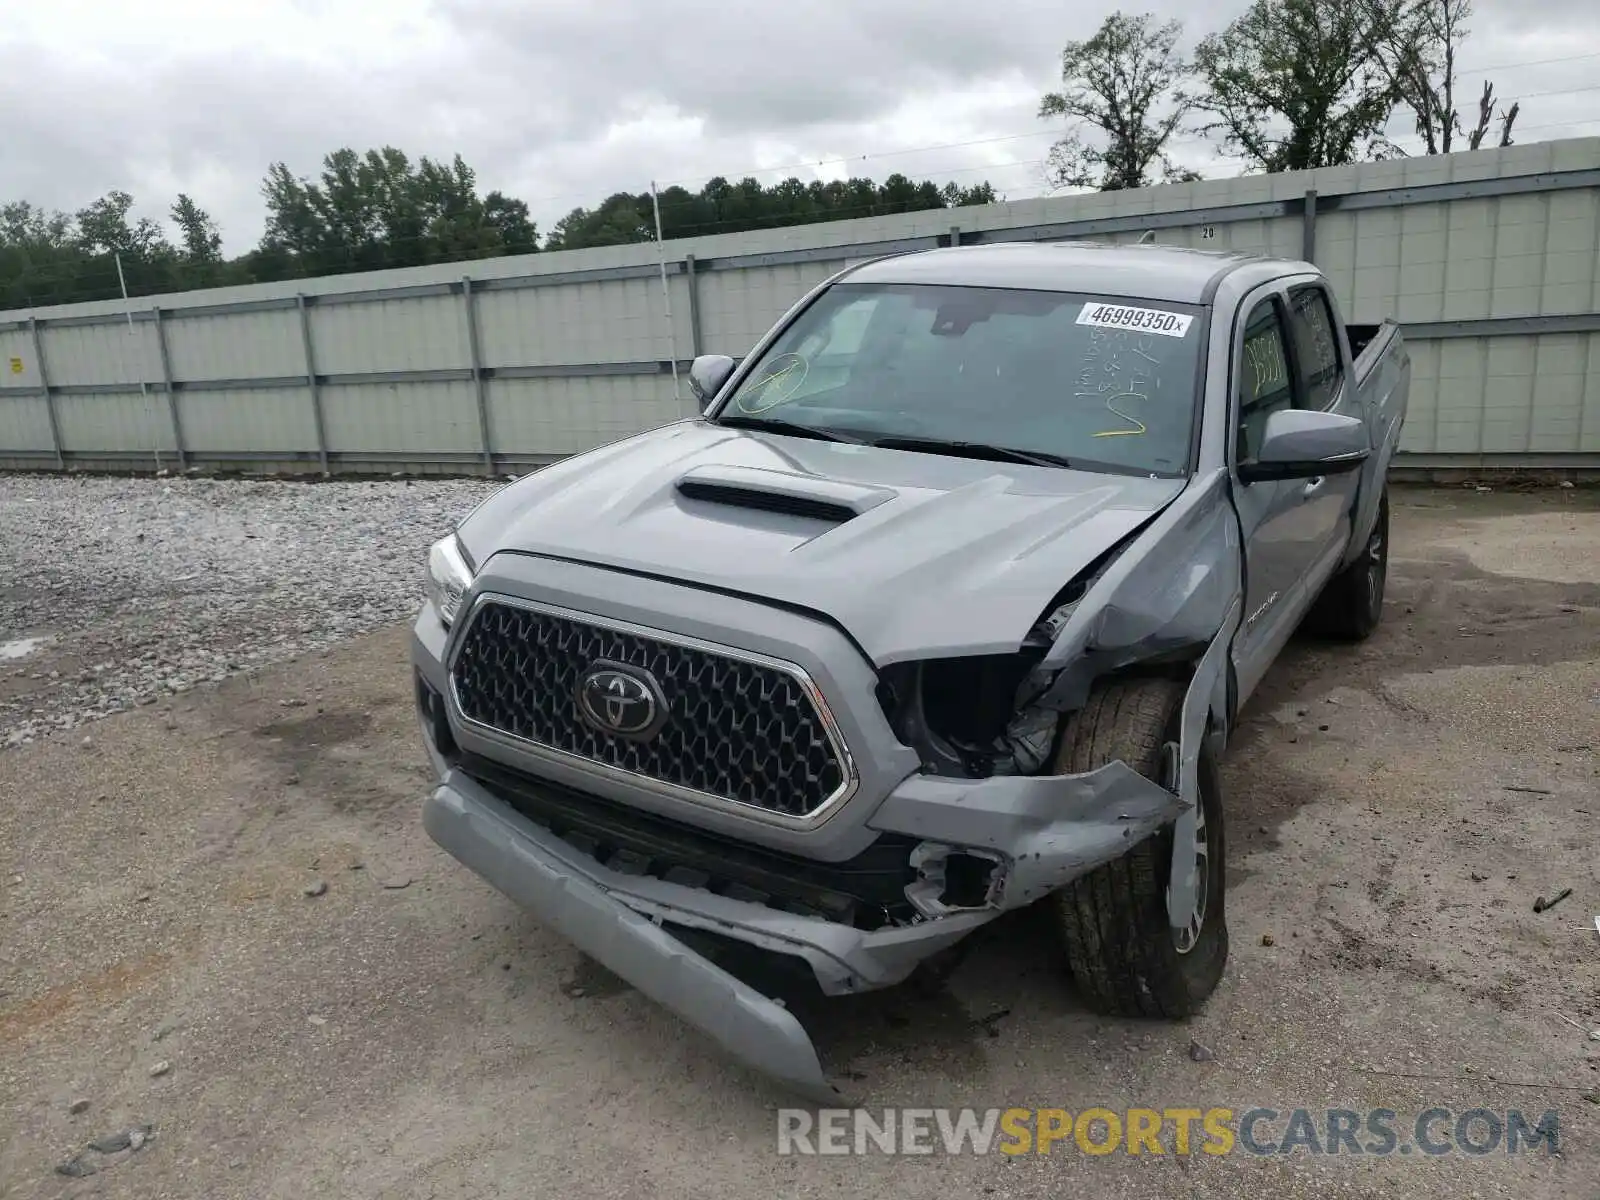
{"left": 451, "top": 600, "right": 848, "bottom": 818}
{"left": 462, "top": 752, "right": 915, "bottom": 929}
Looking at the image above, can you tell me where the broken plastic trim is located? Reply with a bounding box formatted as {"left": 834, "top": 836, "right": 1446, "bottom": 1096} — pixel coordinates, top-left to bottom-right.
{"left": 1165, "top": 601, "right": 1238, "bottom": 933}
{"left": 993, "top": 703, "right": 1058, "bottom": 775}
{"left": 905, "top": 843, "right": 1007, "bottom": 917}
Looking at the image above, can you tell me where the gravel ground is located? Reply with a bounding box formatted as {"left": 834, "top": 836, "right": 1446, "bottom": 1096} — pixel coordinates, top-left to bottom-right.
{"left": 1, "top": 483, "right": 1597, "bottom": 1199}
{"left": 0, "top": 474, "right": 501, "bottom": 747}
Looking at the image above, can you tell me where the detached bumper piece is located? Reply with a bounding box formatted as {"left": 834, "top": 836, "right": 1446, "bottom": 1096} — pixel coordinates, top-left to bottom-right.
{"left": 423, "top": 772, "right": 841, "bottom": 1102}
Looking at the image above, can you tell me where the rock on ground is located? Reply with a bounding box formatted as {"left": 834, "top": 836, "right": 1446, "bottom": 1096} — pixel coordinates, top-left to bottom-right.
{"left": 0, "top": 474, "right": 501, "bottom": 747}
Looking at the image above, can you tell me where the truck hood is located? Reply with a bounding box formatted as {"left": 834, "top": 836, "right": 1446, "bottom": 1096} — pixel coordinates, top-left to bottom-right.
{"left": 457, "top": 420, "right": 1186, "bottom": 664}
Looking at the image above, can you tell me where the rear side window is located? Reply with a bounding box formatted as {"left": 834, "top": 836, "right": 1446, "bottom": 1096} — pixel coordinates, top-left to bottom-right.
{"left": 1286, "top": 286, "right": 1344, "bottom": 409}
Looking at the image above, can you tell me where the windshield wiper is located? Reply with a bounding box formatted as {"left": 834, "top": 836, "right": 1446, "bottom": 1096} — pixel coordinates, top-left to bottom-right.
{"left": 714, "top": 415, "right": 865, "bottom": 444}
{"left": 868, "top": 435, "right": 1074, "bottom": 469}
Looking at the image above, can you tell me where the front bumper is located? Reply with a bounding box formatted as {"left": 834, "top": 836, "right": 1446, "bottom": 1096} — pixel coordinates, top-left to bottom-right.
{"left": 424, "top": 773, "right": 842, "bottom": 1101}
{"left": 422, "top": 733, "right": 1182, "bottom": 1100}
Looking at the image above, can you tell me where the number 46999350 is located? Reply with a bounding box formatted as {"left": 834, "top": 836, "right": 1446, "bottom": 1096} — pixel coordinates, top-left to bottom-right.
{"left": 1075, "top": 303, "right": 1194, "bottom": 339}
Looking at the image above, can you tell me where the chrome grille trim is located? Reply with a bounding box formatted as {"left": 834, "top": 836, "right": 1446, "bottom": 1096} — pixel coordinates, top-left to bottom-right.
{"left": 444, "top": 593, "right": 860, "bottom": 829}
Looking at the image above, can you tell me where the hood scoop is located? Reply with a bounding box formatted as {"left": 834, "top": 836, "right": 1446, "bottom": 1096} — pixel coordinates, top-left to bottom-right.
{"left": 674, "top": 463, "right": 896, "bottom": 524}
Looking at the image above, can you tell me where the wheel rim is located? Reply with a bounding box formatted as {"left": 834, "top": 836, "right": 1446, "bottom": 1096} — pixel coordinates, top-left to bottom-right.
{"left": 1365, "top": 515, "right": 1387, "bottom": 613}
{"left": 1172, "top": 801, "right": 1209, "bottom": 955}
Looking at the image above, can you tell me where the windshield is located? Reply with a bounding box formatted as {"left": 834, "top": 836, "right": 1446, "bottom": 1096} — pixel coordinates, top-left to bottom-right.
{"left": 716, "top": 282, "right": 1205, "bottom": 476}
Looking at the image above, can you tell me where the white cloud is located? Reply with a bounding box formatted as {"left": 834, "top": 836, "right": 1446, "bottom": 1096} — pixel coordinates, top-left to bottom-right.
{"left": 2, "top": 0, "right": 1596, "bottom": 255}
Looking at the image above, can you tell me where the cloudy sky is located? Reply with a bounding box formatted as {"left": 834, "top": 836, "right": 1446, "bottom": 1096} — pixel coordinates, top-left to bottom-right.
{"left": 4, "top": 0, "right": 1599, "bottom": 255}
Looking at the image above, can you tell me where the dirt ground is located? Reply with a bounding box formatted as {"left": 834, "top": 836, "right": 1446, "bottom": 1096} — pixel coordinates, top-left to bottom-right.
{"left": 2, "top": 486, "right": 1597, "bottom": 1199}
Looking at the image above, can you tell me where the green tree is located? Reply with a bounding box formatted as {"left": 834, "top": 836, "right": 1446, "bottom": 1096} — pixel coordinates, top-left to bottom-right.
{"left": 542, "top": 172, "right": 995, "bottom": 250}
{"left": 942, "top": 181, "right": 998, "bottom": 207}
{"left": 1195, "top": 0, "right": 1407, "bottom": 172}
{"left": 482, "top": 192, "right": 539, "bottom": 255}
{"left": 76, "top": 190, "right": 172, "bottom": 260}
{"left": 171, "top": 194, "right": 222, "bottom": 264}
{"left": 1, "top": 152, "right": 997, "bottom": 303}
{"left": 0, "top": 200, "right": 73, "bottom": 249}
{"left": 544, "top": 192, "right": 652, "bottom": 250}
{"left": 0, "top": 201, "right": 87, "bottom": 307}
{"left": 1039, "top": 12, "right": 1196, "bottom": 191}
{"left": 257, "top": 147, "right": 541, "bottom": 277}
{"left": 169, "top": 193, "right": 223, "bottom": 288}
{"left": 73, "top": 190, "right": 176, "bottom": 297}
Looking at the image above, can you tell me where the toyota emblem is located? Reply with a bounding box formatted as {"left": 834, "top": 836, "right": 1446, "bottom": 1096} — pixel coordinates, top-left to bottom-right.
{"left": 575, "top": 662, "right": 668, "bottom": 741}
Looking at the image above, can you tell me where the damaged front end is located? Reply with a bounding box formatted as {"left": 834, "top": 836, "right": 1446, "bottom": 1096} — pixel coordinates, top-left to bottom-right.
{"left": 869, "top": 516, "right": 1159, "bottom": 809}
{"left": 416, "top": 470, "right": 1244, "bottom": 1100}
{"left": 868, "top": 468, "right": 1244, "bottom": 927}
{"left": 418, "top": 601, "right": 1194, "bottom": 1101}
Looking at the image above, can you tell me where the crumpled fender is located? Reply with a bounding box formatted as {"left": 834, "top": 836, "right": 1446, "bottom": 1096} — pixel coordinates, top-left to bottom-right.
{"left": 1030, "top": 468, "right": 1244, "bottom": 931}
{"left": 1035, "top": 469, "right": 1241, "bottom": 707}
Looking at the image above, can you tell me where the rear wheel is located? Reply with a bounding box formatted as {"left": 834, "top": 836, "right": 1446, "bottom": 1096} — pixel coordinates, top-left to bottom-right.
{"left": 1052, "top": 678, "right": 1228, "bottom": 1019}
{"left": 1306, "top": 489, "right": 1389, "bottom": 640}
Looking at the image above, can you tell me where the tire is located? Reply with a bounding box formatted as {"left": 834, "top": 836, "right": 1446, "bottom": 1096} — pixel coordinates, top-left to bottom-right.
{"left": 1052, "top": 678, "right": 1228, "bottom": 1019}
{"left": 1306, "top": 488, "right": 1389, "bottom": 641}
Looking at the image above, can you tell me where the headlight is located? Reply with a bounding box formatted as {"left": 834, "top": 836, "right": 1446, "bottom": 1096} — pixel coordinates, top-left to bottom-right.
{"left": 426, "top": 534, "right": 475, "bottom": 627}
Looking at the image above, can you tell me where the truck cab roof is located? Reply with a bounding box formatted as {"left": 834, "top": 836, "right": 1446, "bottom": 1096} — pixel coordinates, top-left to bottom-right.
{"left": 847, "top": 241, "right": 1310, "bottom": 305}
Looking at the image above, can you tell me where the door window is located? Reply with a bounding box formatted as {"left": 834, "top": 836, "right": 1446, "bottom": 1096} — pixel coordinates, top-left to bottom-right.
{"left": 1285, "top": 286, "right": 1344, "bottom": 410}
{"left": 1235, "top": 299, "right": 1293, "bottom": 464}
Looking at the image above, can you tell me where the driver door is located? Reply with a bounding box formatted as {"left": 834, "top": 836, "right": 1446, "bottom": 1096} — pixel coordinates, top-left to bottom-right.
{"left": 1229, "top": 290, "right": 1334, "bottom": 702}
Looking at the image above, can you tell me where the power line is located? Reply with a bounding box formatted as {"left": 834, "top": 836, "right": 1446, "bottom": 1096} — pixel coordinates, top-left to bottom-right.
{"left": 8, "top": 45, "right": 1600, "bottom": 301}
{"left": 1165, "top": 112, "right": 1600, "bottom": 150}
{"left": 650, "top": 131, "right": 1058, "bottom": 189}
{"left": 1491, "top": 81, "right": 1600, "bottom": 103}
{"left": 10, "top": 94, "right": 1599, "bottom": 298}
{"left": 1457, "top": 49, "right": 1600, "bottom": 77}
{"left": 647, "top": 51, "right": 1600, "bottom": 191}
{"left": 25, "top": 53, "right": 1600, "bottom": 249}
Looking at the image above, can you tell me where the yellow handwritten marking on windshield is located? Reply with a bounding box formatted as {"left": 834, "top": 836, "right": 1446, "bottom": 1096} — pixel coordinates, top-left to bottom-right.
{"left": 1093, "top": 392, "right": 1148, "bottom": 438}
{"left": 735, "top": 354, "right": 809, "bottom": 413}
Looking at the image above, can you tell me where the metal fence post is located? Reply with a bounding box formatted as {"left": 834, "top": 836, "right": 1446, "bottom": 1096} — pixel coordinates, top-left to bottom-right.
{"left": 27, "top": 317, "right": 64, "bottom": 469}
{"left": 1301, "top": 189, "right": 1319, "bottom": 264}
{"left": 461, "top": 277, "right": 495, "bottom": 474}
{"left": 296, "top": 294, "right": 330, "bottom": 475}
{"left": 684, "top": 255, "right": 703, "bottom": 357}
{"left": 152, "top": 308, "right": 187, "bottom": 470}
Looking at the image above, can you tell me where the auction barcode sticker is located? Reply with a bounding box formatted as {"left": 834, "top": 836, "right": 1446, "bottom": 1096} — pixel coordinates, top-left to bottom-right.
{"left": 1076, "top": 303, "right": 1193, "bottom": 338}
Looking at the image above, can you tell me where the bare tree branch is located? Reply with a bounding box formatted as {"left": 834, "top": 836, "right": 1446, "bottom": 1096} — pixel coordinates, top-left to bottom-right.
{"left": 1467, "top": 80, "right": 1494, "bottom": 149}
{"left": 1386, "top": 1, "right": 1520, "bottom": 155}
{"left": 1498, "top": 100, "right": 1521, "bottom": 147}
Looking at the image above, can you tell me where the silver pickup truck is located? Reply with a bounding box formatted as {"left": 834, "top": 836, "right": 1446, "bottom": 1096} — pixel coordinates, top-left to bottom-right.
{"left": 412, "top": 242, "right": 1409, "bottom": 1100}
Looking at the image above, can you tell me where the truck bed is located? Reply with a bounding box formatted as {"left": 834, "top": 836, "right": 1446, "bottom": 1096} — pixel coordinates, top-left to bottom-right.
{"left": 1346, "top": 322, "right": 1399, "bottom": 383}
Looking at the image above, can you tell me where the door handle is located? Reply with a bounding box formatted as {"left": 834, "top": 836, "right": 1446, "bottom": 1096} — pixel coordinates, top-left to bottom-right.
{"left": 1302, "top": 476, "right": 1326, "bottom": 497}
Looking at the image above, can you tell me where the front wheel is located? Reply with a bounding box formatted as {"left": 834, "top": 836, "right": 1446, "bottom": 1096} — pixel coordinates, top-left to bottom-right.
{"left": 1052, "top": 679, "right": 1228, "bottom": 1019}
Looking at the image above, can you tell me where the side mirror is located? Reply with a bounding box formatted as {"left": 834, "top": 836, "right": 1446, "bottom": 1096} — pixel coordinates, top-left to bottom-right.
{"left": 688, "top": 354, "right": 736, "bottom": 413}
{"left": 1238, "top": 409, "right": 1369, "bottom": 484}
